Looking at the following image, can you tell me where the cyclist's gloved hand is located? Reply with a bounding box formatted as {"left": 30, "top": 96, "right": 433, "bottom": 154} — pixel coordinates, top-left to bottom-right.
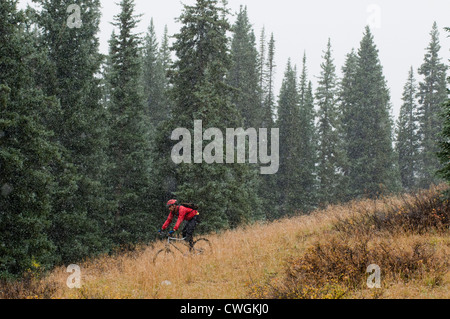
{"left": 169, "top": 230, "right": 175, "bottom": 235}
{"left": 158, "top": 229, "right": 163, "bottom": 234}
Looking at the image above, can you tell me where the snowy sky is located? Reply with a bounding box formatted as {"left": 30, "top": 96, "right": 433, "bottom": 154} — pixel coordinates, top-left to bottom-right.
{"left": 19, "top": 0, "right": 450, "bottom": 120}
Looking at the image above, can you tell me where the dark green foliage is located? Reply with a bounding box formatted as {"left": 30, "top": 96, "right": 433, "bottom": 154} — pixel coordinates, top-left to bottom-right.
{"left": 315, "top": 40, "right": 346, "bottom": 205}
{"left": 296, "top": 54, "right": 318, "bottom": 212}
{"left": 437, "top": 28, "right": 450, "bottom": 183}
{"left": 0, "top": 0, "right": 60, "bottom": 278}
{"left": 106, "top": 0, "right": 156, "bottom": 246}
{"left": 31, "top": 0, "right": 113, "bottom": 263}
{"left": 142, "top": 19, "right": 171, "bottom": 128}
{"left": 417, "top": 22, "right": 448, "bottom": 188}
{"left": 437, "top": 90, "right": 450, "bottom": 183}
{"left": 341, "top": 27, "right": 400, "bottom": 199}
{"left": 228, "top": 6, "right": 261, "bottom": 128}
{"left": 0, "top": 86, "right": 60, "bottom": 279}
{"left": 276, "top": 60, "right": 304, "bottom": 215}
{"left": 258, "top": 32, "right": 279, "bottom": 218}
{"left": 165, "top": 0, "right": 263, "bottom": 230}
{"left": 263, "top": 34, "right": 276, "bottom": 128}
{"left": 396, "top": 67, "right": 421, "bottom": 190}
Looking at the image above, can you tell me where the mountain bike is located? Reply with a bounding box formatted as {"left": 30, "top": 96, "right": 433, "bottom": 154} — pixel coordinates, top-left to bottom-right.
{"left": 153, "top": 231, "right": 212, "bottom": 265}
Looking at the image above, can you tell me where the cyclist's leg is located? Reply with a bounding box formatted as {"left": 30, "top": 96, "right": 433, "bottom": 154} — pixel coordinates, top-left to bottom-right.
{"left": 185, "top": 216, "right": 199, "bottom": 250}
{"left": 182, "top": 223, "right": 188, "bottom": 241}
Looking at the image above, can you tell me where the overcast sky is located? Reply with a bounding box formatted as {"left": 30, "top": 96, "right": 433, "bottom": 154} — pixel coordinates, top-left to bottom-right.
{"left": 19, "top": 0, "right": 450, "bottom": 120}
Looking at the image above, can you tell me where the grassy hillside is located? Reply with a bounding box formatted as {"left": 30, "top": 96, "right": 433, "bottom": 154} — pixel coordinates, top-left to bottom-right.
{"left": 2, "top": 185, "right": 449, "bottom": 299}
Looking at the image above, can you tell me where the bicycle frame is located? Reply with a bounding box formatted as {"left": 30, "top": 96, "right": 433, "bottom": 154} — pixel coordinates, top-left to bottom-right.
{"left": 153, "top": 232, "right": 212, "bottom": 264}
{"left": 163, "top": 235, "right": 191, "bottom": 255}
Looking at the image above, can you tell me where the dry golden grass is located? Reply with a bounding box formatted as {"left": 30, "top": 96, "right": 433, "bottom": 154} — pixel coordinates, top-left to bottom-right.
{"left": 3, "top": 185, "right": 449, "bottom": 299}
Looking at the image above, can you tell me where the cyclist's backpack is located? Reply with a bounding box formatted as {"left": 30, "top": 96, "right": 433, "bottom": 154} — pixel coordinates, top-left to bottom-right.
{"left": 180, "top": 202, "right": 199, "bottom": 210}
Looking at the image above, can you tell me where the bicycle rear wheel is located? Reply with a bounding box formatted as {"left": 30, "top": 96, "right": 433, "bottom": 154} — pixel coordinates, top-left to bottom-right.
{"left": 192, "top": 238, "right": 212, "bottom": 256}
{"left": 153, "top": 248, "right": 174, "bottom": 266}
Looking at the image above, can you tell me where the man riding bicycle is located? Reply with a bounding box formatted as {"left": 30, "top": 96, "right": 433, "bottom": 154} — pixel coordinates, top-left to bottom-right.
{"left": 160, "top": 200, "right": 200, "bottom": 250}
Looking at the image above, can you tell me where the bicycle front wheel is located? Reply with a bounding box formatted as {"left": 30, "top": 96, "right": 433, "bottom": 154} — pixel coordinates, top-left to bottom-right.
{"left": 153, "top": 248, "right": 175, "bottom": 266}
{"left": 192, "top": 238, "right": 212, "bottom": 256}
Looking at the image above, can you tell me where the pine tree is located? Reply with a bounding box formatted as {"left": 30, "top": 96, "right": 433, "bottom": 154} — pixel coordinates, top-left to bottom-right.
{"left": 315, "top": 39, "right": 346, "bottom": 205}
{"left": 228, "top": 5, "right": 261, "bottom": 128}
{"left": 0, "top": 0, "right": 60, "bottom": 278}
{"left": 297, "top": 53, "right": 317, "bottom": 211}
{"left": 160, "top": 25, "right": 172, "bottom": 74}
{"left": 344, "top": 27, "right": 399, "bottom": 198}
{"left": 396, "top": 67, "right": 421, "bottom": 190}
{"left": 339, "top": 49, "right": 359, "bottom": 201}
{"left": 106, "top": 0, "right": 156, "bottom": 246}
{"left": 159, "top": 25, "right": 173, "bottom": 114}
{"left": 31, "top": 0, "right": 113, "bottom": 263}
{"left": 258, "top": 26, "right": 267, "bottom": 105}
{"left": 262, "top": 33, "right": 276, "bottom": 127}
{"left": 437, "top": 27, "right": 450, "bottom": 184}
{"left": 166, "top": 0, "right": 263, "bottom": 230}
{"left": 142, "top": 18, "right": 169, "bottom": 128}
{"left": 276, "top": 60, "right": 304, "bottom": 215}
{"left": 258, "top": 33, "right": 278, "bottom": 217}
{"left": 417, "top": 22, "right": 448, "bottom": 188}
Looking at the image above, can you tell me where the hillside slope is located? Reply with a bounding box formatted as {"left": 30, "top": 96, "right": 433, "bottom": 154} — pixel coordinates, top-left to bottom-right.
{"left": 3, "top": 186, "right": 449, "bottom": 299}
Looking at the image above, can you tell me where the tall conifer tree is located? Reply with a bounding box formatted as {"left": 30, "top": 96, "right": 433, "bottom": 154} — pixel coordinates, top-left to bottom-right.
{"left": 297, "top": 53, "right": 317, "bottom": 210}
{"left": 417, "top": 22, "right": 448, "bottom": 188}
{"left": 106, "top": 0, "right": 156, "bottom": 246}
{"left": 344, "top": 27, "right": 399, "bottom": 198}
{"left": 315, "top": 39, "right": 346, "bottom": 205}
{"left": 166, "top": 0, "right": 263, "bottom": 230}
{"left": 437, "top": 27, "right": 450, "bottom": 184}
{"left": 276, "top": 60, "right": 304, "bottom": 215}
{"left": 396, "top": 67, "right": 421, "bottom": 190}
{"left": 263, "top": 34, "right": 276, "bottom": 127}
{"left": 228, "top": 6, "right": 261, "bottom": 128}
{"left": 142, "top": 18, "right": 169, "bottom": 128}
{"left": 0, "top": 0, "right": 61, "bottom": 277}
{"left": 32, "top": 0, "right": 112, "bottom": 262}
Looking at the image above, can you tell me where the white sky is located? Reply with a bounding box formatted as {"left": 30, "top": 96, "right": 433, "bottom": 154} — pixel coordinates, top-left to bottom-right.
{"left": 19, "top": 0, "right": 450, "bottom": 120}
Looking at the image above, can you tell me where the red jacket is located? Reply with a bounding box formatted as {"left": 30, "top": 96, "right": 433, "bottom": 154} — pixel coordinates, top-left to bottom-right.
{"left": 162, "top": 206, "right": 199, "bottom": 231}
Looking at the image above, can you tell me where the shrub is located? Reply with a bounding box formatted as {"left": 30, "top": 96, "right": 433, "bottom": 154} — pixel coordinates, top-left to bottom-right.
{"left": 250, "top": 235, "right": 448, "bottom": 299}
{"left": 334, "top": 186, "right": 450, "bottom": 235}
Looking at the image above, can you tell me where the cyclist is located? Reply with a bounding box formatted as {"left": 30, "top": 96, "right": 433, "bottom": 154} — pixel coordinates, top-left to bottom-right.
{"left": 160, "top": 200, "right": 200, "bottom": 250}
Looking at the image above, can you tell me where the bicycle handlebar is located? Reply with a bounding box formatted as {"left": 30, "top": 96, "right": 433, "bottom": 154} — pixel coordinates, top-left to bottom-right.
{"left": 158, "top": 230, "right": 181, "bottom": 238}
{"left": 158, "top": 230, "right": 170, "bottom": 237}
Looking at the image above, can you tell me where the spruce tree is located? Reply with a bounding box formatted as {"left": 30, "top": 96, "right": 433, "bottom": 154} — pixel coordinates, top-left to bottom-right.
{"left": 297, "top": 53, "right": 317, "bottom": 211}
{"left": 315, "top": 39, "right": 346, "bottom": 205}
{"left": 0, "top": 0, "right": 60, "bottom": 278}
{"left": 263, "top": 33, "right": 276, "bottom": 127}
{"left": 417, "top": 22, "right": 448, "bottom": 188}
{"left": 276, "top": 60, "right": 304, "bottom": 215}
{"left": 345, "top": 27, "right": 399, "bottom": 198}
{"left": 31, "top": 0, "right": 113, "bottom": 263}
{"left": 228, "top": 5, "right": 261, "bottom": 128}
{"left": 106, "top": 0, "right": 156, "bottom": 246}
{"left": 160, "top": 25, "right": 172, "bottom": 74}
{"left": 437, "top": 27, "right": 450, "bottom": 184}
{"left": 258, "top": 26, "right": 267, "bottom": 105}
{"left": 437, "top": 83, "right": 450, "bottom": 183}
{"left": 396, "top": 67, "right": 421, "bottom": 190}
{"left": 339, "top": 49, "right": 359, "bottom": 201}
{"left": 142, "top": 18, "right": 170, "bottom": 128}
{"left": 258, "top": 33, "right": 278, "bottom": 217}
{"left": 166, "top": 0, "right": 263, "bottom": 230}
